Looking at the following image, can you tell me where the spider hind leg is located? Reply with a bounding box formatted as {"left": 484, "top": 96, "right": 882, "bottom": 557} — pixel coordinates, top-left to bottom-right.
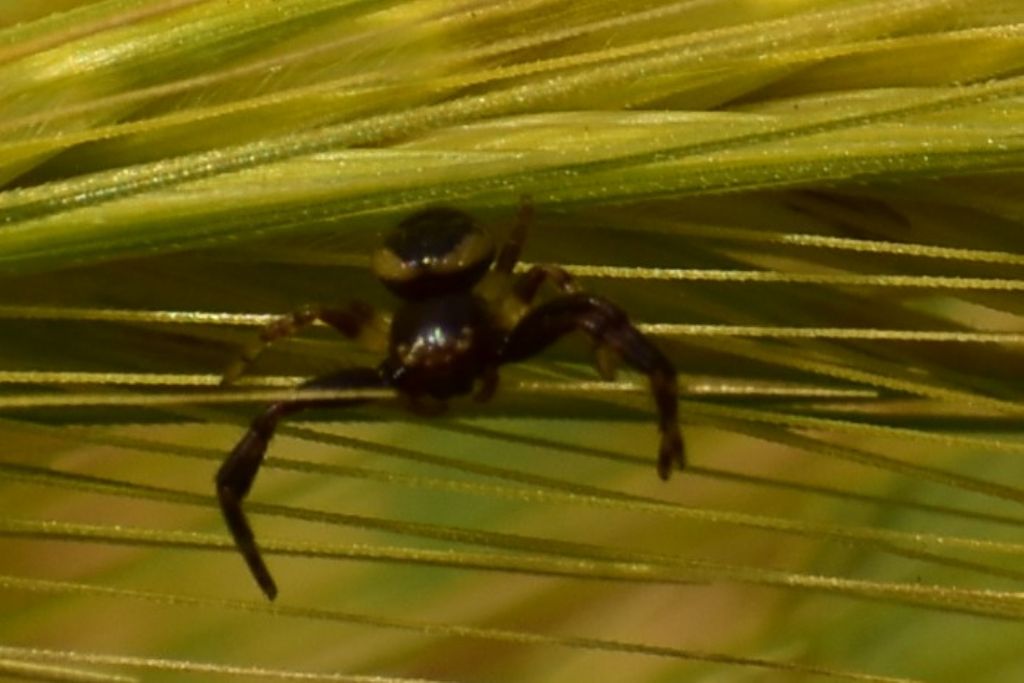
{"left": 493, "top": 195, "right": 535, "bottom": 275}
{"left": 221, "top": 301, "right": 386, "bottom": 386}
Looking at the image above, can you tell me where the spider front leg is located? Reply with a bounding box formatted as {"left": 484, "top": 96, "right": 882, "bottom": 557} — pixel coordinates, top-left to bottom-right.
{"left": 500, "top": 212, "right": 628, "bottom": 381}
{"left": 221, "top": 301, "right": 387, "bottom": 386}
{"left": 217, "top": 367, "right": 387, "bottom": 600}
{"left": 509, "top": 264, "right": 636, "bottom": 379}
{"left": 500, "top": 293, "right": 683, "bottom": 480}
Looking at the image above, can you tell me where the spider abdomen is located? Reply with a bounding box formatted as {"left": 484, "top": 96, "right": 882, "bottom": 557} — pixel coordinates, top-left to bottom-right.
{"left": 386, "top": 293, "right": 495, "bottom": 399}
{"left": 372, "top": 207, "right": 496, "bottom": 300}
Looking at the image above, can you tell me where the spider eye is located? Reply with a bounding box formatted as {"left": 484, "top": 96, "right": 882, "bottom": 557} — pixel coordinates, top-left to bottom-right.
{"left": 373, "top": 207, "right": 496, "bottom": 299}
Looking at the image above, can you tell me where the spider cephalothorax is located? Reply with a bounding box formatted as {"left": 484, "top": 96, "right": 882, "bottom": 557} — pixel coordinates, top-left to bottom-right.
{"left": 217, "top": 200, "right": 683, "bottom": 599}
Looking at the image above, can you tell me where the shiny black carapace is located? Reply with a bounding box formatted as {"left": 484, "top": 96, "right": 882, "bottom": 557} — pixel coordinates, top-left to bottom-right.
{"left": 217, "top": 200, "right": 683, "bottom": 599}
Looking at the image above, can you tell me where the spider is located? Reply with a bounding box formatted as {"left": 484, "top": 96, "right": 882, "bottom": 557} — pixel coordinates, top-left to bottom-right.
{"left": 217, "top": 199, "right": 683, "bottom": 599}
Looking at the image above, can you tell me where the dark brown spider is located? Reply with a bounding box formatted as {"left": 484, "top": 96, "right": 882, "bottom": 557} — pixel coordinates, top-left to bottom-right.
{"left": 217, "top": 200, "right": 683, "bottom": 599}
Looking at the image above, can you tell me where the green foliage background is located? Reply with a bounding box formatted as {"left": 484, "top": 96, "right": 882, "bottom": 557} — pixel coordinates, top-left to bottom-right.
{"left": 1, "top": 1, "right": 1023, "bottom": 681}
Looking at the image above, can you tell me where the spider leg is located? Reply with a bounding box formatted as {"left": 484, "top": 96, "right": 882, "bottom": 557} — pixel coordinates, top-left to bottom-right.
{"left": 512, "top": 263, "right": 631, "bottom": 381}
{"left": 493, "top": 195, "right": 534, "bottom": 275}
{"left": 513, "top": 264, "right": 581, "bottom": 301}
{"left": 221, "top": 301, "right": 387, "bottom": 386}
{"left": 491, "top": 194, "right": 577, "bottom": 302}
{"left": 216, "top": 366, "right": 387, "bottom": 599}
{"left": 500, "top": 293, "right": 683, "bottom": 480}
{"left": 508, "top": 262, "right": 633, "bottom": 376}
